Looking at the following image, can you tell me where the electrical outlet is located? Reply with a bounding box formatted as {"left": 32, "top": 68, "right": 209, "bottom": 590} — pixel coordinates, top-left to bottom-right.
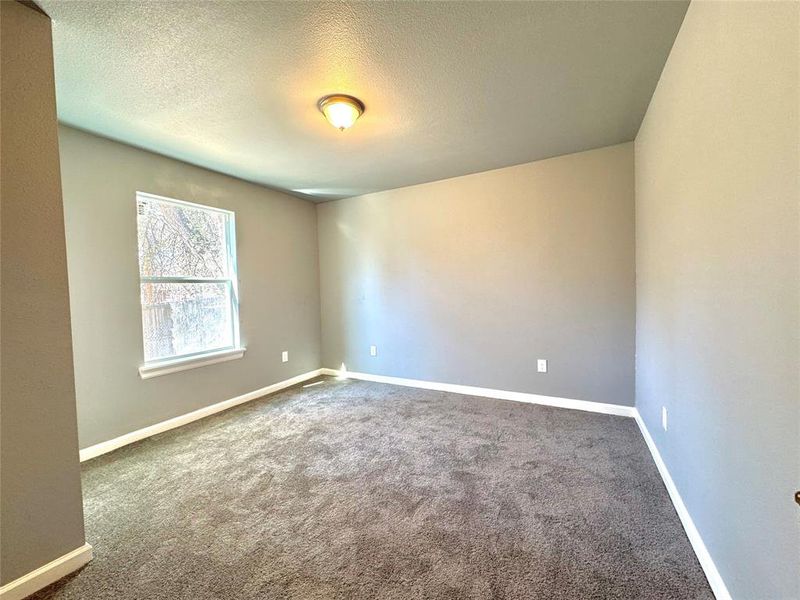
{"left": 662, "top": 406, "right": 668, "bottom": 431}
{"left": 369, "top": 345, "right": 377, "bottom": 357}
{"left": 537, "top": 359, "right": 547, "bottom": 373}
{"left": 281, "top": 351, "right": 289, "bottom": 363}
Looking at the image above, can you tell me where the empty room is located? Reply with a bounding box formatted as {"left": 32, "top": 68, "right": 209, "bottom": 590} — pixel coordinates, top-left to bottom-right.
{"left": 1, "top": 0, "right": 797, "bottom": 599}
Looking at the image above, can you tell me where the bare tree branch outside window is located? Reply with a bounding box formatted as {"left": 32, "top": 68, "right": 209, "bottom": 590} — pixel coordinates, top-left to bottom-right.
{"left": 136, "top": 193, "right": 238, "bottom": 363}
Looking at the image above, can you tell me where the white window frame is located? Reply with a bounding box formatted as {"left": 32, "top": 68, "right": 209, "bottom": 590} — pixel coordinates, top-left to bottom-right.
{"left": 136, "top": 191, "right": 244, "bottom": 379}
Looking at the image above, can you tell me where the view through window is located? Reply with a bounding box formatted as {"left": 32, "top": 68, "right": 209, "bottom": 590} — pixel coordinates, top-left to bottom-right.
{"left": 136, "top": 192, "right": 239, "bottom": 364}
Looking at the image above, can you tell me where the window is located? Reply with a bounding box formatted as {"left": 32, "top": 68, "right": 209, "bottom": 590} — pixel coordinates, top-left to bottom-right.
{"left": 136, "top": 192, "right": 241, "bottom": 376}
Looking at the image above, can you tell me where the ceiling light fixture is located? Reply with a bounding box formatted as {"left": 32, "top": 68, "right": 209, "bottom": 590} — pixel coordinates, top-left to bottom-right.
{"left": 317, "top": 94, "right": 365, "bottom": 131}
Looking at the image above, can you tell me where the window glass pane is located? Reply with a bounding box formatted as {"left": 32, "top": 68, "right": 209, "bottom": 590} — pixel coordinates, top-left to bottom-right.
{"left": 137, "top": 198, "right": 229, "bottom": 279}
{"left": 141, "top": 282, "right": 233, "bottom": 362}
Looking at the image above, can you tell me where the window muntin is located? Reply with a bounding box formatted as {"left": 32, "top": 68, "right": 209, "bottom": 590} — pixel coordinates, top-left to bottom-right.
{"left": 136, "top": 192, "right": 239, "bottom": 365}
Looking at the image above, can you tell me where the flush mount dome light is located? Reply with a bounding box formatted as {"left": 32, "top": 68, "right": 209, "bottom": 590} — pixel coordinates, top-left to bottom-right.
{"left": 317, "top": 94, "right": 365, "bottom": 131}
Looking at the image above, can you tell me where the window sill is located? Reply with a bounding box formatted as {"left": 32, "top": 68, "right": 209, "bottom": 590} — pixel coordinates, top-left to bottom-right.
{"left": 138, "top": 347, "right": 246, "bottom": 380}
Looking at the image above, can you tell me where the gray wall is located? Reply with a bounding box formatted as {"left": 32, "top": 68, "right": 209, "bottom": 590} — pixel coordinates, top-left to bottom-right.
{"left": 0, "top": 2, "right": 87, "bottom": 584}
{"left": 634, "top": 2, "right": 799, "bottom": 598}
{"left": 58, "top": 126, "right": 321, "bottom": 449}
{"left": 318, "top": 143, "right": 635, "bottom": 406}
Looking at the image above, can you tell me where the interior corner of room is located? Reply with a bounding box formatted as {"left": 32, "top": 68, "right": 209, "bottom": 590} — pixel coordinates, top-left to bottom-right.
{"left": 1, "top": 0, "right": 798, "bottom": 599}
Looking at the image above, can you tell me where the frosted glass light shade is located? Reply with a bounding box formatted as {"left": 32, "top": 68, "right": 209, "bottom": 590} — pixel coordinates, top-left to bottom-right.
{"left": 318, "top": 94, "right": 365, "bottom": 131}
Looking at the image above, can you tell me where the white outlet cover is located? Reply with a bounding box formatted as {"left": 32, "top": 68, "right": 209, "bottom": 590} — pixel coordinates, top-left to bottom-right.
{"left": 281, "top": 351, "right": 289, "bottom": 363}
{"left": 369, "top": 345, "right": 377, "bottom": 357}
{"left": 662, "top": 406, "right": 668, "bottom": 431}
{"left": 537, "top": 359, "right": 547, "bottom": 373}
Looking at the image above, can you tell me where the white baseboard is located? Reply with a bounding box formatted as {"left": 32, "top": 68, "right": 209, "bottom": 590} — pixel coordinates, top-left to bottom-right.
{"left": 319, "top": 368, "right": 637, "bottom": 418}
{"left": 0, "top": 543, "right": 93, "bottom": 600}
{"left": 79, "top": 369, "right": 324, "bottom": 462}
{"left": 633, "top": 411, "right": 732, "bottom": 600}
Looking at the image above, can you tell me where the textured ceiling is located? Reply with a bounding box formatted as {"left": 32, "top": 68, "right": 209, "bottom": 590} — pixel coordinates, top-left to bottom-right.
{"left": 41, "top": 1, "right": 688, "bottom": 201}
